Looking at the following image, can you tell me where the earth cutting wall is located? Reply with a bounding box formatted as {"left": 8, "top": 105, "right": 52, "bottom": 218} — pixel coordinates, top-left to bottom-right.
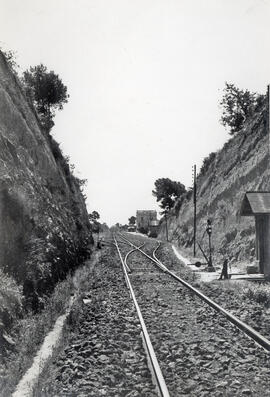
{"left": 159, "top": 105, "right": 269, "bottom": 267}
{"left": 0, "top": 51, "right": 91, "bottom": 293}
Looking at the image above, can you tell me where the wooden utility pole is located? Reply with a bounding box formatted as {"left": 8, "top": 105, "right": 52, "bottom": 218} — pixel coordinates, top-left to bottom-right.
{"left": 165, "top": 208, "right": 169, "bottom": 242}
{"left": 206, "top": 219, "right": 212, "bottom": 267}
{"left": 192, "top": 165, "right": 197, "bottom": 257}
{"left": 268, "top": 85, "right": 270, "bottom": 161}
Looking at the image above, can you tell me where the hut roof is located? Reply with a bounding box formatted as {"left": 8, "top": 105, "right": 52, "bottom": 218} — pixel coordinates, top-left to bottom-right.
{"left": 240, "top": 192, "right": 270, "bottom": 216}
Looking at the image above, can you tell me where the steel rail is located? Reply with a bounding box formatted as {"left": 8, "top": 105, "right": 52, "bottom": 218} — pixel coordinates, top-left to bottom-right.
{"left": 153, "top": 242, "right": 163, "bottom": 265}
{"left": 119, "top": 233, "right": 270, "bottom": 353}
{"left": 114, "top": 237, "right": 170, "bottom": 397}
{"left": 120, "top": 234, "right": 168, "bottom": 273}
{"left": 124, "top": 243, "right": 145, "bottom": 273}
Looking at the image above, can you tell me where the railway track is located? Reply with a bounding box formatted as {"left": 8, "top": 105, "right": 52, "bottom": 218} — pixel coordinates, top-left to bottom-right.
{"left": 114, "top": 237, "right": 170, "bottom": 397}
{"left": 119, "top": 233, "right": 270, "bottom": 352}
{"left": 115, "top": 233, "right": 270, "bottom": 396}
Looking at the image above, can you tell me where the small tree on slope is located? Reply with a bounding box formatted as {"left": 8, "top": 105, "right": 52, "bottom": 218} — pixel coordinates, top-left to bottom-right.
{"left": 23, "top": 64, "right": 69, "bottom": 131}
{"left": 220, "top": 82, "right": 265, "bottom": 135}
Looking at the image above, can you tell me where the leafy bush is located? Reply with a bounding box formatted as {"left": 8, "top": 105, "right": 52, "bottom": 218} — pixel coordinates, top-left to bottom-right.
{"left": 220, "top": 82, "right": 266, "bottom": 135}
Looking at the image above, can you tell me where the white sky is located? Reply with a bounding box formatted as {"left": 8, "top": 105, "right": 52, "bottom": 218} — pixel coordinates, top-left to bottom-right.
{"left": 0, "top": 0, "right": 270, "bottom": 225}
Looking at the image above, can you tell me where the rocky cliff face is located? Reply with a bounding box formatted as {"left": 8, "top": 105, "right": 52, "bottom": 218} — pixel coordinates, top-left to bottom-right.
{"left": 0, "top": 51, "right": 91, "bottom": 300}
{"left": 159, "top": 104, "right": 269, "bottom": 267}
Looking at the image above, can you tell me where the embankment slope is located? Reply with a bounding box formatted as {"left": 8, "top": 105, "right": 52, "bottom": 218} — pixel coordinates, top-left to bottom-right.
{"left": 159, "top": 105, "right": 269, "bottom": 267}
{"left": 0, "top": 51, "right": 91, "bottom": 302}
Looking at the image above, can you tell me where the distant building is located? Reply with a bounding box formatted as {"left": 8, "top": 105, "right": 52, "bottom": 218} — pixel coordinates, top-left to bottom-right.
{"left": 136, "top": 210, "right": 158, "bottom": 234}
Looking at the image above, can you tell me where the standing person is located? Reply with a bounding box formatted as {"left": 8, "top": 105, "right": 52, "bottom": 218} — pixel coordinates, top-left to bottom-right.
{"left": 219, "top": 258, "right": 229, "bottom": 280}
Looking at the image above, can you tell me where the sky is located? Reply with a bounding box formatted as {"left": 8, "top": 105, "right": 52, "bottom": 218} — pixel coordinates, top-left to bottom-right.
{"left": 0, "top": 0, "right": 270, "bottom": 226}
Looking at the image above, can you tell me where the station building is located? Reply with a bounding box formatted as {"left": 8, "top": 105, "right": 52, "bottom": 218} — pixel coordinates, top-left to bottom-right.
{"left": 136, "top": 210, "right": 158, "bottom": 234}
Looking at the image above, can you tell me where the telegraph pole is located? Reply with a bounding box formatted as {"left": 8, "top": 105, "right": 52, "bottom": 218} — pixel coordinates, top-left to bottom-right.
{"left": 206, "top": 219, "right": 212, "bottom": 267}
{"left": 268, "top": 85, "right": 270, "bottom": 162}
{"left": 165, "top": 208, "right": 169, "bottom": 242}
{"left": 192, "top": 165, "right": 197, "bottom": 257}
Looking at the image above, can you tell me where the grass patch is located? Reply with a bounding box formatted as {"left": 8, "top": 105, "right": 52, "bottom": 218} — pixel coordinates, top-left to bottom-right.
{"left": 1, "top": 271, "right": 77, "bottom": 396}
{"left": 1, "top": 250, "right": 101, "bottom": 397}
{"left": 242, "top": 284, "right": 270, "bottom": 307}
{"left": 31, "top": 250, "right": 108, "bottom": 396}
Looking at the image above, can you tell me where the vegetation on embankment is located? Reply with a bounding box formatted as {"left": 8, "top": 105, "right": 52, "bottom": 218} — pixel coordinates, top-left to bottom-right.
{"left": 0, "top": 48, "right": 93, "bottom": 371}
{"left": 0, "top": 249, "right": 103, "bottom": 397}
{"left": 159, "top": 93, "right": 269, "bottom": 268}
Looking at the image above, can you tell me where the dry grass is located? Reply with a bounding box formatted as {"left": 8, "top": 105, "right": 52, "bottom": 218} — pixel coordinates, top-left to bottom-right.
{"left": 0, "top": 272, "right": 75, "bottom": 396}
{"left": 31, "top": 251, "right": 102, "bottom": 396}
{"left": 242, "top": 283, "right": 270, "bottom": 307}
{"left": 0, "top": 251, "right": 101, "bottom": 397}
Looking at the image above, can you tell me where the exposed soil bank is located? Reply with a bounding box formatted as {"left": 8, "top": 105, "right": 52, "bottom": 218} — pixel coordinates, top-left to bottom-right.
{"left": 159, "top": 105, "right": 269, "bottom": 270}
{"left": 0, "top": 50, "right": 92, "bottom": 370}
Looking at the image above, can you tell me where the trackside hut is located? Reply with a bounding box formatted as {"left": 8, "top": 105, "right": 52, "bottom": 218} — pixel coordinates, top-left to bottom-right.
{"left": 240, "top": 192, "right": 270, "bottom": 277}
